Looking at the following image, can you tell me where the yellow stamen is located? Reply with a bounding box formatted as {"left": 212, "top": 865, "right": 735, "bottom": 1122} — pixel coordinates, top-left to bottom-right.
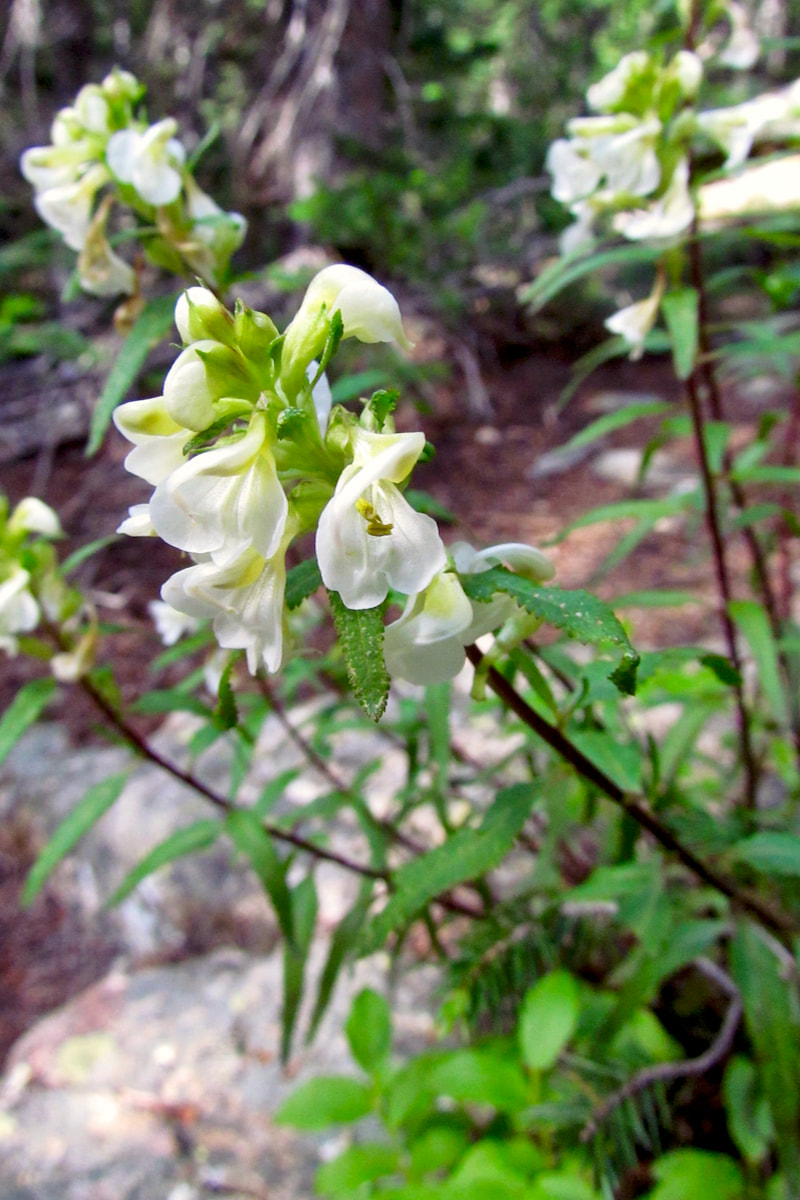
{"left": 356, "top": 497, "right": 394, "bottom": 537}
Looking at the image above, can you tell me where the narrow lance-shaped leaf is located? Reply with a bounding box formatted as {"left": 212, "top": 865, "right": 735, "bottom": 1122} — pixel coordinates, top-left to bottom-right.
{"left": 307, "top": 881, "right": 374, "bottom": 1042}
{"left": 282, "top": 874, "right": 318, "bottom": 1062}
{"left": 461, "top": 567, "right": 639, "bottom": 695}
{"left": 23, "top": 771, "right": 129, "bottom": 905}
{"left": 328, "top": 590, "right": 390, "bottom": 721}
{"left": 662, "top": 287, "right": 699, "bottom": 381}
{"left": 359, "top": 783, "right": 535, "bottom": 955}
{"left": 106, "top": 819, "right": 221, "bottom": 907}
{"left": 0, "top": 677, "right": 56, "bottom": 770}
{"left": 226, "top": 807, "right": 294, "bottom": 945}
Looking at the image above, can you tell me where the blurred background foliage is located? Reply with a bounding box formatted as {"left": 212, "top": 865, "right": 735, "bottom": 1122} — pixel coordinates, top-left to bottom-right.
{"left": 4, "top": 0, "right": 799, "bottom": 343}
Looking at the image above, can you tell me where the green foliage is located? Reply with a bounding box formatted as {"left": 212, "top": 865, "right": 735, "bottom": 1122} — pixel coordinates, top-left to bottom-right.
{"left": 328, "top": 590, "right": 390, "bottom": 722}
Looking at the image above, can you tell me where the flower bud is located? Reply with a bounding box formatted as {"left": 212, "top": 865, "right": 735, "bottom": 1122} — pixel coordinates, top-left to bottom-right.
{"left": 175, "top": 287, "right": 234, "bottom": 346}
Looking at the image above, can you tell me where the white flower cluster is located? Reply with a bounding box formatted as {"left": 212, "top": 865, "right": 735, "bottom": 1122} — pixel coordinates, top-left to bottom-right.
{"left": 114, "top": 265, "right": 553, "bottom": 685}
{"left": 21, "top": 70, "right": 245, "bottom": 296}
{"left": 0, "top": 497, "right": 62, "bottom": 656}
{"left": 546, "top": 8, "right": 800, "bottom": 358}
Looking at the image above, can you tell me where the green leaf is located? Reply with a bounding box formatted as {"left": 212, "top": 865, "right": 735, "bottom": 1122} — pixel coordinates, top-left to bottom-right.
{"left": 105, "top": 819, "right": 221, "bottom": 906}
{"left": 315, "top": 1143, "right": 400, "bottom": 1196}
{"left": 282, "top": 874, "right": 318, "bottom": 1062}
{"left": 723, "top": 1055, "right": 774, "bottom": 1165}
{"left": 661, "top": 287, "right": 699, "bottom": 380}
{"left": 274, "top": 1075, "right": 374, "bottom": 1129}
{"left": 328, "top": 590, "right": 390, "bottom": 721}
{"left": 60, "top": 534, "right": 120, "bottom": 576}
{"left": 731, "top": 465, "right": 800, "bottom": 485}
{"left": 22, "top": 772, "right": 129, "bottom": 905}
{"left": 729, "top": 600, "right": 790, "bottom": 727}
{"left": 213, "top": 657, "right": 239, "bottom": 730}
{"left": 554, "top": 492, "right": 700, "bottom": 540}
{"left": 359, "top": 784, "right": 535, "bottom": 955}
{"left": 330, "top": 369, "right": 389, "bottom": 404}
{"left": 86, "top": 293, "right": 177, "bottom": 455}
{"left": 0, "top": 677, "right": 56, "bottom": 770}
{"left": 132, "top": 689, "right": 212, "bottom": 717}
{"left": 519, "top": 969, "right": 581, "bottom": 1071}
{"left": 225, "top": 808, "right": 294, "bottom": 944}
{"left": 307, "top": 882, "right": 373, "bottom": 1042}
{"left": 346, "top": 988, "right": 392, "bottom": 1075}
{"left": 429, "top": 1048, "right": 530, "bottom": 1112}
{"left": 730, "top": 923, "right": 800, "bottom": 1188}
{"left": 560, "top": 399, "right": 671, "bottom": 453}
{"left": 285, "top": 558, "right": 323, "bottom": 609}
{"left": 521, "top": 242, "right": 662, "bottom": 312}
{"left": 461, "top": 568, "right": 639, "bottom": 695}
{"left": 647, "top": 1150, "right": 744, "bottom": 1200}
{"left": 733, "top": 833, "right": 800, "bottom": 878}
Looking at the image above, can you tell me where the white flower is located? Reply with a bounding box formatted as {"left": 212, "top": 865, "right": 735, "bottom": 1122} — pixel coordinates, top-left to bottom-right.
{"left": 586, "top": 51, "right": 651, "bottom": 113}
{"left": 106, "top": 118, "right": 186, "bottom": 206}
{"left": 316, "top": 429, "right": 445, "bottom": 609}
{"left": 697, "top": 90, "right": 792, "bottom": 169}
{"left": 33, "top": 162, "right": 110, "bottom": 251}
{"left": 546, "top": 139, "right": 602, "bottom": 205}
{"left": 161, "top": 545, "right": 288, "bottom": 674}
{"left": 718, "top": 2, "right": 760, "bottom": 70}
{"left": 116, "top": 504, "right": 156, "bottom": 537}
{"left": 149, "top": 413, "right": 288, "bottom": 566}
{"left": 301, "top": 264, "right": 412, "bottom": 347}
{"left": 7, "top": 497, "right": 61, "bottom": 538}
{"left": 670, "top": 50, "right": 704, "bottom": 98}
{"left": 613, "top": 159, "right": 694, "bottom": 241}
{"left": 699, "top": 154, "right": 800, "bottom": 221}
{"left": 384, "top": 569, "right": 474, "bottom": 685}
{"left": 384, "top": 541, "right": 554, "bottom": 686}
{"left": 0, "top": 565, "right": 40, "bottom": 654}
{"left": 76, "top": 195, "right": 135, "bottom": 297}
{"left": 148, "top": 599, "right": 203, "bottom": 645}
{"left": 113, "top": 395, "right": 192, "bottom": 486}
{"left": 175, "top": 287, "right": 233, "bottom": 346}
{"left": 605, "top": 275, "right": 665, "bottom": 360}
{"left": 161, "top": 339, "right": 254, "bottom": 431}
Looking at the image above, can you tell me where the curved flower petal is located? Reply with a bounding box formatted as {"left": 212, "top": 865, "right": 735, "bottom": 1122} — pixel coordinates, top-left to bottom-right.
{"left": 384, "top": 570, "right": 473, "bottom": 685}
{"left": 34, "top": 162, "right": 110, "bottom": 251}
{"left": 316, "top": 432, "right": 446, "bottom": 609}
{"left": 149, "top": 414, "right": 288, "bottom": 565}
{"left": 161, "top": 547, "right": 287, "bottom": 674}
{"left": 613, "top": 160, "right": 694, "bottom": 241}
{"left": 113, "top": 395, "right": 191, "bottom": 485}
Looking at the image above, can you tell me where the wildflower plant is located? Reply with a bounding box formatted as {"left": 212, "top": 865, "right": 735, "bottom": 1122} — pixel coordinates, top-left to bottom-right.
{"left": 5, "top": 3, "right": 800, "bottom": 1197}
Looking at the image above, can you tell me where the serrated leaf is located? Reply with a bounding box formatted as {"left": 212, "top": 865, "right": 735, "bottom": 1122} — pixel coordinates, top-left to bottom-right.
{"left": 226, "top": 807, "right": 294, "bottom": 944}
{"left": 366, "top": 388, "right": 399, "bottom": 428}
{"left": 461, "top": 568, "right": 639, "bottom": 694}
{"left": 328, "top": 590, "right": 390, "bottom": 721}
{"left": 105, "top": 819, "right": 221, "bottom": 907}
{"left": 662, "top": 287, "right": 699, "bottom": 380}
{"left": 87, "top": 293, "right": 177, "bottom": 455}
{"left": 359, "top": 784, "right": 535, "bottom": 955}
{"left": 275, "top": 1074, "right": 374, "bottom": 1129}
{"left": 0, "top": 677, "right": 56, "bottom": 770}
{"left": 519, "top": 969, "right": 581, "bottom": 1071}
{"left": 277, "top": 407, "right": 310, "bottom": 439}
{"left": 22, "top": 772, "right": 129, "bottom": 905}
{"left": 733, "top": 833, "right": 800, "bottom": 877}
{"left": 285, "top": 558, "right": 323, "bottom": 609}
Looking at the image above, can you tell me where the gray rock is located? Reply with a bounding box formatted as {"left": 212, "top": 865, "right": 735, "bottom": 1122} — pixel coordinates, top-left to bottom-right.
{"left": 0, "top": 947, "right": 438, "bottom": 1200}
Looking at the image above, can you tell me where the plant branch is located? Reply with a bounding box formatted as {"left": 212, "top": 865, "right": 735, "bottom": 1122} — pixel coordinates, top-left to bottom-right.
{"left": 465, "top": 645, "right": 795, "bottom": 944}
{"left": 580, "top": 985, "right": 742, "bottom": 1142}
{"left": 684, "top": 367, "right": 759, "bottom": 806}
{"left": 74, "top": 667, "right": 485, "bottom": 920}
